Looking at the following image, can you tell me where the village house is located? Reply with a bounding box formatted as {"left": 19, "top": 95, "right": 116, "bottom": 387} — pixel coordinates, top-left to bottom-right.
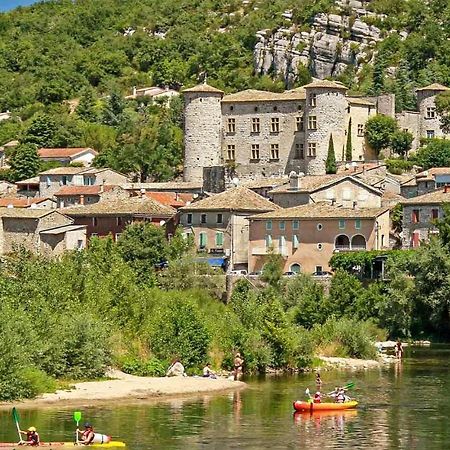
{"left": 38, "top": 167, "right": 129, "bottom": 198}
{"left": 400, "top": 168, "right": 450, "bottom": 198}
{"left": 38, "top": 147, "right": 98, "bottom": 166}
{"left": 54, "top": 185, "right": 128, "bottom": 208}
{"left": 126, "top": 86, "right": 180, "bottom": 101}
{"left": 0, "top": 140, "right": 18, "bottom": 168}
{"left": 269, "top": 173, "right": 384, "bottom": 208}
{"left": 0, "top": 208, "right": 86, "bottom": 256}
{"left": 16, "top": 176, "right": 39, "bottom": 197}
{"left": 179, "top": 186, "right": 280, "bottom": 271}
{"left": 401, "top": 187, "right": 450, "bottom": 248}
{"left": 0, "top": 180, "right": 17, "bottom": 197}
{"left": 62, "top": 197, "right": 176, "bottom": 242}
{"left": 248, "top": 203, "right": 390, "bottom": 274}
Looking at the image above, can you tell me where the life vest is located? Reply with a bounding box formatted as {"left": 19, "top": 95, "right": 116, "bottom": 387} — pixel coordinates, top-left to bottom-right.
{"left": 27, "top": 432, "right": 40, "bottom": 446}
{"left": 91, "top": 433, "right": 112, "bottom": 444}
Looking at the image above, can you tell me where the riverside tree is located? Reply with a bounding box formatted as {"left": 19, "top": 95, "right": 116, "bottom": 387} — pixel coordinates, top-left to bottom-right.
{"left": 365, "top": 114, "right": 398, "bottom": 157}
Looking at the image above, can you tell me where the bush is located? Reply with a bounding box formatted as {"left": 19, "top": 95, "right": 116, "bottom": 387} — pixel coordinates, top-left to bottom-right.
{"left": 120, "top": 356, "right": 167, "bottom": 377}
{"left": 386, "top": 158, "right": 414, "bottom": 174}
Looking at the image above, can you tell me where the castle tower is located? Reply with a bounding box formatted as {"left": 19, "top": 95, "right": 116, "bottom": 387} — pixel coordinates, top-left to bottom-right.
{"left": 182, "top": 83, "right": 224, "bottom": 183}
{"left": 303, "top": 80, "right": 348, "bottom": 175}
{"left": 416, "top": 83, "right": 450, "bottom": 140}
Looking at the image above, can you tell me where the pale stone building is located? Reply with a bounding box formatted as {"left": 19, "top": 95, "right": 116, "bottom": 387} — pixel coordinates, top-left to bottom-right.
{"left": 183, "top": 81, "right": 450, "bottom": 183}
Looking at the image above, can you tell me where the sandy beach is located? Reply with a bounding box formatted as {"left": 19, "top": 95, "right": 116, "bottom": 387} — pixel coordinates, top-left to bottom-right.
{"left": 318, "top": 355, "right": 396, "bottom": 370}
{"left": 0, "top": 370, "right": 246, "bottom": 409}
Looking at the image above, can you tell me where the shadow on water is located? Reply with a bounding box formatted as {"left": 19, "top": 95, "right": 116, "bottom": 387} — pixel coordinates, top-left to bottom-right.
{"left": 1, "top": 345, "right": 449, "bottom": 449}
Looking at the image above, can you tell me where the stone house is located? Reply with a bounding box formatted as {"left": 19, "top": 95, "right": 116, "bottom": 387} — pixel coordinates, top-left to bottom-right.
{"left": 62, "top": 197, "right": 176, "bottom": 242}
{"left": 38, "top": 147, "right": 98, "bottom": 166}
{"left": 179, "top": 186, "right": 279, "bottom": 271}
{"left": 0, "top": 180, "right": 17, "bottom": 197}
{"left": 400, "top": 168, "right": 450, "bottom": 198}
{"left": 54, "top": 185, "right": 128, "bottom": 208}
{"left": 126, "top": 86, "right": 180, "bottom": 100}
{"left": 269, "top": 173, "right": 383, "bottom": 208}
{"left": 401, "top": 187, "right": 450, "bottom": 248}
{"left": 247, "top": 203, "right": 390, "bottom": 274}
{"left": 39, "top": 167, "right": 129, "bottom": 198}
{"left": 0, "top": 208, "right": 86, "bottom": 256}
{"left": 16, "top": 176, "right": 39, "bottom": 197}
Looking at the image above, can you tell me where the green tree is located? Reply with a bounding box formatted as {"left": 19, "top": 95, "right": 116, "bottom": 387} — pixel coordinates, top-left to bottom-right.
{"left": 390, "top": 130, "right": 413, "bottom": 159}
{"left": 365, "top": 114, "right": 398, "bottom": 157}
{"left": 435, "top": 91, "right": 450, "bottom": 134}
{"left": 21, "top": 113, "right": 58, "bottom": 148}
{"left": 326, "top": 270, "right": 363, "bottom": 317}
{"left": 117, "top": 223, "right": 168, "bottom": 283}
{"left": 371, "top": 53, "right": 386, "bottom": 95}
{"left": 261, "top": 251, "right": 284, "bottom": 288}
{"left": 325, "top": 133, "right": 337, "bottom": 174}
{"left": 102, "top": 91, "right": 125, "bottom": 127}
{"left": 415, "top": 139, "right": 450, "bottom": 169}
{"left": 346, "top": 119, "right": 352, "bottom": 161}
{"left": 8, "top": 143, "right": 40, "bottom": 181}
{"left": 76, "top": 87, "right": 98, "bottom": 122}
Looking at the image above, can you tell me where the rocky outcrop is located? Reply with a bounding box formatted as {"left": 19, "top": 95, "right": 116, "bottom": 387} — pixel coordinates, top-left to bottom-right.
{"left": 254, "top": 3, "right": 384, "bottom": 86}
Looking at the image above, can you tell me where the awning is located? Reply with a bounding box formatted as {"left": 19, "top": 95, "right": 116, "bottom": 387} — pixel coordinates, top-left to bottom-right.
{"left": 194, "top": 256, "right": 227, "bottom": 267}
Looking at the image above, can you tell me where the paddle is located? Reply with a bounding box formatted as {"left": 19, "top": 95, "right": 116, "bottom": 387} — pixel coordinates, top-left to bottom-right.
{"left": 12, "top": 407, "right": 23, "bottom": 444}
{"left": 73, "top": 411, "right": 82, "bottom": 444}
{"left": 326, "top": 382, "right": 355, "bottom": 396}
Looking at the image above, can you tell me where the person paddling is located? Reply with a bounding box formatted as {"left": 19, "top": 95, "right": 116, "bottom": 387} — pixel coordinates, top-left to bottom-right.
{"left": 18, "top": 427, "right": 40, "bottom": 446}
{"left": 77, "top": 423, "right": 95, "bottom": 445}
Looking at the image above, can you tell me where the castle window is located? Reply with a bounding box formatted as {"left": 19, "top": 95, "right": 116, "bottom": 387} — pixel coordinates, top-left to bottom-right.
{"left": 273, "top": 106, "right": 278, "bottom": 112}
{"left": 201, "top": 213, "right": 207, "bottom": 224}
{"left": 187, "top": 213, "right": 193, "bottom": 225}
{"left": 293, "top": 220, "right": 299, "bottom": 230}
{"left": 227, "top": 118, "right": 236, "bottom": 133}
{"left": 426, "top": 130, "right": 435, "bottom": 139}
{"left": 230, "top": 105, "right": 234, "bottom": 111}
{"left": 217, "top": 213, "right": 223, "bottom": 224}
{"left": 294, "top": 143, "right": 304, "bottom": 159}
{"left": 426, "top": 107, "right": 436, "bottom": 119}
{"left": 271, "top": 117, "right": 280, "bottom": 133}
{"left": 298, "top": 104, "right": 302, "bottom": 111}
{"left": 226, "top": 145, "right": 235, "bottom": 161}
{"left": 296, "top": 116, "right": 304, "bottom": 132}
{"left": 357, "top": 124, "right": 364, "bottom": 136}
{"left": 309, "top": 93, "right": 317, "bottom": 107}
{"left": 270, "top": 144, "right": 279, "bottom": 160}
{"left": 254, "top": 106, "right": 258, "bottom": 112}
{"left": 307, "top": 142, "right": 317, "bottom": 157}
{"left": 308, "top": 115, "right": 317, "bottom": 130}
{"left": 252, "top": 118, "right": 260, "bottom": 133}
{"left": 251, "top": 144, "right": 260, "bottom": 160}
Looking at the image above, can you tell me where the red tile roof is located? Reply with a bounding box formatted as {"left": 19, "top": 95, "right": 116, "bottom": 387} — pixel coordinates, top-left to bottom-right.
{"left": 145, "top": 191, "right": 193, "bottom": 208}
{"left": 54, "top": 185, "right": 115, "bottom": 196}
{"left": 38, "top": 147, "right": 97, "bottom": 158}
{"left": 0, "top": 197, "right": 51, "bottom": 208}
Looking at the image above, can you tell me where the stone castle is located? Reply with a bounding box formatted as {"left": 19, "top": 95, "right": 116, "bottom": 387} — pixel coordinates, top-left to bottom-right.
{"left": 182, "top": 81, "right": 450, "bottom": 183}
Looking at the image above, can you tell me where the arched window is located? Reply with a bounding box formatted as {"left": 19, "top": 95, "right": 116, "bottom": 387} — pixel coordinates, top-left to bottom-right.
{"left": 351, "top": 235, "right": 366, "bottom": 250}
{"left": 335, "top": 234, "right": 350, "bottom": 250}
{"left": 290, "top": 263, "right": 301, "bottom": 274}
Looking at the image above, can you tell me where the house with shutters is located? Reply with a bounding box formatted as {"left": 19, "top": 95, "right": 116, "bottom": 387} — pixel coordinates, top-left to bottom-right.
{"left": 38, "top": 147, "right": 98, "bottom": 166}
{"left": 401, "top": 186, "right": 450, "bottom": 248}
{"left": 178, "top": 186, "right": 279, "bottom": 271}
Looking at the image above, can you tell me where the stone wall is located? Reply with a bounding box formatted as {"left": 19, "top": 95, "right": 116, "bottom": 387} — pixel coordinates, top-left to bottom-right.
{"left": 417, "top": 91, "right": 449, "bottom": 140}
{"left": 402, "top": 204, "right": 441, "bottom": 248}
{"left": 348, "top": 103, "right": 377, "bottom": 161}
{"left": 183, "top": 91, "right": 223, "bottom": 182}
{"left": 396, "top": 110, "right": 421, "bottom": 150}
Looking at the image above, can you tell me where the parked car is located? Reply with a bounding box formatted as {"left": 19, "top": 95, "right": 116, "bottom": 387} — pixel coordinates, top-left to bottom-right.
{"left": 229, "top": 269, "right": 248, "bottom": 276}
{"left": 248, "top": 271, "right": 262, "bottom": 277}
{"left": 312, "top": 270, "right": 333, "bottom": 277}
{"left": 283, "top": 271, "right": 297, "bottom": 278}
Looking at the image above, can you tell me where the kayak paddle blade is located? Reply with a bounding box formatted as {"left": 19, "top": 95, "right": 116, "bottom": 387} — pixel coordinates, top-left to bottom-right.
{"left": 12, "top": 407, "right": 19, "bottom": 424}
{"left": 73, "top": 411, "right": 82, "bottom": 424}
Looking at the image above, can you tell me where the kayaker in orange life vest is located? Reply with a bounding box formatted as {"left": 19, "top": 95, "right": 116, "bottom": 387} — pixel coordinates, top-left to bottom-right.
{"left": 313, "top": 391, "right": 322, "bottom": 403}
{"left": 77, "top": 423, "right": 95, "bottom": 445}
{"left": 19, "top": 427, "right": 40, "bottom": 446}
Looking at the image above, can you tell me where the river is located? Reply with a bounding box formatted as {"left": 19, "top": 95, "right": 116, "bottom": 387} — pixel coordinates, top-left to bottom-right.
{"left": 1, "top": 345, "right": 449, "bottom": 449}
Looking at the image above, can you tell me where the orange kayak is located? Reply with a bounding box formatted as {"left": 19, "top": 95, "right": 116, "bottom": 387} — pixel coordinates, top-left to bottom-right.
{"left": 293, "top": 400, "right": 358, "bottom": 412}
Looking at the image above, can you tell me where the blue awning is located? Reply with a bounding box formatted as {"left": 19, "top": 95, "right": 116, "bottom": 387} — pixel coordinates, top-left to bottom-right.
{"left": 194, "top": 257, "right": 227, "bottom": 267}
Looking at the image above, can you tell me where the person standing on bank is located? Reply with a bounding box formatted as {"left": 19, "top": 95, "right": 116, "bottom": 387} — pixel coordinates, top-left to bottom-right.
{"left": 233, "top": 352, "right": 244, "bottom": 381}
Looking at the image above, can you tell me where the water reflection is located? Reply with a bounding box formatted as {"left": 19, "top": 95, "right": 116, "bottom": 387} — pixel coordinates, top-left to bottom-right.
{"left": 1, "top": 346, "right": 450, "bottom": 449}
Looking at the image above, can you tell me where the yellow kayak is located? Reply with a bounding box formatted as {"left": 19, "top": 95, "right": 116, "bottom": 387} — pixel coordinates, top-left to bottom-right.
{"left": 293, "top": 400, "right": 358, "bottom": 412}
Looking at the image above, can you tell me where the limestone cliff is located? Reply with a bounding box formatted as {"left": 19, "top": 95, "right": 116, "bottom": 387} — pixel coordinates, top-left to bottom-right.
{"left": 254, "top": 1, "right": 385, "bottom": 86}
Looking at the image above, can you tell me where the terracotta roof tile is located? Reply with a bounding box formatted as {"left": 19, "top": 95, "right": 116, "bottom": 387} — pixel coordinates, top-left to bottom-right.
{"left": 121, "top": 181, "right": 202, "bottom": 191}
{"left": 39, "top": 167, "right": 88, "bottom": 175}
{"left": 54, "top": 185, "right": 116, "bottom": 196}
{"left": 302, "top": 79, "right": 348, "bottom": 90}
{"left": 61, "top": 197, "right": 176, "bottom": 217}
{"left": 347, "top": 97, "right": 375, "bottom": 106}
{"left": 38, "top": 147, "right": 97, "bottom": 158}
{"left": 145, "top": 191, "right": 193, "bottom": 208}
{"left": 16, "top": 176, "right": 39, "bottom": 185}
{"left": 180, "top": 187, "right": 279, "bottom": 212}
{"left": 249, "top": 203, "right": 389, "bottom": 220}
{"left": 182, "top": 83, "right": 224, "bottom": 94}
{"left": 0, "top": 208, "right": 60, "bottom": 219}
{"left": 0, "top": 197, "right": 51, "bottom": 208}
{"left": 401, "top": 188, "right": 450, "bottom": 205}
{"left": 222, "top": 89, "right": 305, "bottom": 103}
{"left": 416, "top": 83, "right": 449, "bottom": 92}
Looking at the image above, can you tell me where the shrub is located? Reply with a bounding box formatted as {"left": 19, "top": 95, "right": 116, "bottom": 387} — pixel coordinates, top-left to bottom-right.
{"left": 120, "top": 356, "right": 167, "bottom": 377}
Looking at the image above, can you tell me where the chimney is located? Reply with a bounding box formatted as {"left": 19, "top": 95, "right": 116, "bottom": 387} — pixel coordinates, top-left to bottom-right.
{"left": 99, "top": 183, "right": 104, "bottom": 194}
{"left": 289, "top": 171, "right": 304, "bottom": 190}
{"left": 353, "top": 201, "right": 357, "bottom": 209}
{"left": 444, "top": 185, "right": 450, "bottom": 193}
{"left": 139, "top": 188, "right": 145, "bottom": 199}
{"left": 80, "top": 194, "right": 85, "bottom": 205}
{"left": 331, "top": 199, "right": 336, "bottom": 206}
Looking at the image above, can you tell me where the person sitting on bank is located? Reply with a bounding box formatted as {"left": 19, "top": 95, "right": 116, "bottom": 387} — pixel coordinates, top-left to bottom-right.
{"left": 77, "top": 423, "right": 95, "bottom": 445}
{"left": 167, "top": 358, "right": 187, "bottom": 377}
{"left": 203, "top": 363, "right": 217, "bottom": 379}
{"left": 19, "top": 427, "right": 40, "bottom": 446}
{"left": 233, "top": 352, "right": 244, "bottom": 381}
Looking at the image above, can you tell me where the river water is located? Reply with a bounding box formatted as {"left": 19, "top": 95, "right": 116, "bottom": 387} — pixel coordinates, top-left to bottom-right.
{"left": 1, "top": 345, "right": 449, "bottom": 449}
